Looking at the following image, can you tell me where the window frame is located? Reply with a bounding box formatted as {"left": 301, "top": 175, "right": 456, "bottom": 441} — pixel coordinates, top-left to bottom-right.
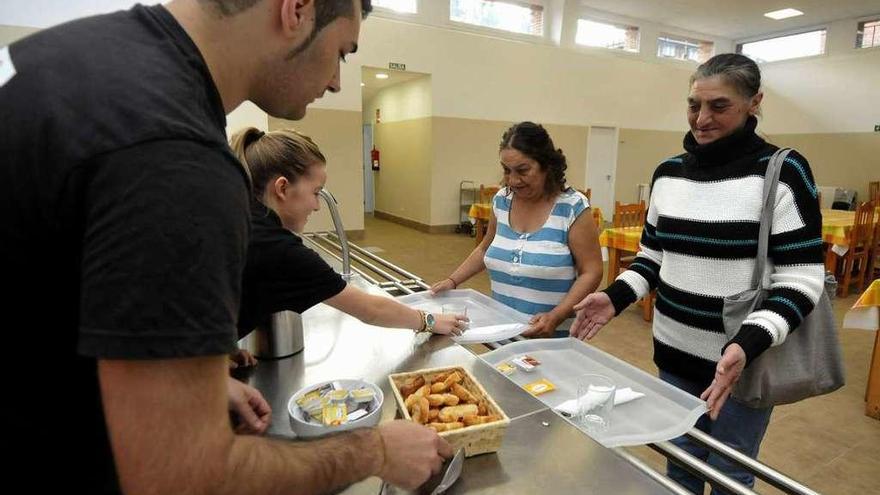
{"left": 735, "top": 27, "right": 829, "bottom": 64}
{"left": 574, "top": 17, "right": 641, "bottom": 54}
{"left": 656, "top": 32, "right": 715, "bottom": 64}
{"left": 855, "top": 17, "right": 880, "bottom": 49}
{"left": 447, "top": 0, "right": 548, "bottom": 39}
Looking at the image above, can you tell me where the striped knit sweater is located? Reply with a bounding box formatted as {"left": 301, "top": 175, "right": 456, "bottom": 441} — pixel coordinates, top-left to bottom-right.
{"left": 603, "top": 117, "right": 825, "bottom": 383}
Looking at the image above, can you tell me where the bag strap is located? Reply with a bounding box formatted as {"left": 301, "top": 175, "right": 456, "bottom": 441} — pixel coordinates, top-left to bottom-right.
{"left": 752, "top": 148, "right": 792, "bottom": 290}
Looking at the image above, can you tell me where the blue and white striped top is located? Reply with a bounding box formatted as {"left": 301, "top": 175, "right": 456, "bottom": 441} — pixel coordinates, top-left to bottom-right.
{"left": 484, "top": 187, "right": 589, "bottom": 320}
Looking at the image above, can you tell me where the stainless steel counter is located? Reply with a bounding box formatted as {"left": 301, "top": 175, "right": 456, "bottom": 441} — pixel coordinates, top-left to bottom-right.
{"left": 239, "top": 272, "right": 675, "bottom": 494}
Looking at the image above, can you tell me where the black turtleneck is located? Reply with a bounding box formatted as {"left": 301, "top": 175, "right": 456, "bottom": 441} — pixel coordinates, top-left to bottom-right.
{"left": 683, "top": 116, "right": 769, "bottom": 165}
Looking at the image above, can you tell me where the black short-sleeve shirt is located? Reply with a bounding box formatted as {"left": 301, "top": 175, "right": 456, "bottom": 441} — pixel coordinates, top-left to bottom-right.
{"left": 0, "top": 6, "right": 249, "bottom": 493}
{"left": 238, "top": 201, "right": 347, "bottom": 336}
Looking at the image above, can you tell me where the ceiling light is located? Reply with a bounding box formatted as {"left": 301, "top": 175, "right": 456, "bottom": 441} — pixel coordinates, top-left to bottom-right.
{"left": 764, "top": 8, "right": 804, "bottom": 20}
{"left": 375, "top": 73, "right": 389, "bottom": 80}
{"left": 360, "top": 82, "right": 365, "bottom": 87}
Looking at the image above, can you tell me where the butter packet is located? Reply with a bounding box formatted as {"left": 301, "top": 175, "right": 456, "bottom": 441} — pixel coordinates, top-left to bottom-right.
{"left": 296, "top": 383, "right": 333, "bottom": 407}
{"left": 322, "top": 403, "right": 348, "bottom": 427}
{"left": 511, "top": 355, "right": 541, "bottom": 372}
{"left": 523, "top": 378, "right": 556, "bottom": 396}
{"left": 496, "top": 362, "right": 517, "bottom": 376}
{"left": 351, "top": 387, "right": 376, "bottom": 403}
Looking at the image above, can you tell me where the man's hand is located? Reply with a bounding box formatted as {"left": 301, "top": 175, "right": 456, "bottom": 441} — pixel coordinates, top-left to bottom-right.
{"left": 700, "top": 344, "right": 746, "bottom": 420}
{"left": 376, "top": 421, "right": 453, "bottom": 490}
{"left": 229, "top": 348, "right": 258, "bottom": 369}
{"left": 227, "top": 377, "right": 272, "bottom": 435}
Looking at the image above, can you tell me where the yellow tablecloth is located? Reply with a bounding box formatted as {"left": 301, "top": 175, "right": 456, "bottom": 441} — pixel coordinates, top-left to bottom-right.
{"left": 598, "top": 226, "right": 642, "bottom": 252}
{"left": 468, "top": 203, "right": 491, "bottom": 222}
{"left": 822, "top": 208, "right": 880, "bottom": 247}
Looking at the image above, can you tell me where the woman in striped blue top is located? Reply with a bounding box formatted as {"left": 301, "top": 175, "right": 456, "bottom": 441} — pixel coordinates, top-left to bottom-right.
{"left": 431, "top": 122, "right": 603, "bottom": 337}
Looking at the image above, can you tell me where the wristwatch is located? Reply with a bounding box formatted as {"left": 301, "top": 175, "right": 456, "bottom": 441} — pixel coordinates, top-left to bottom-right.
{"left": 417, "top": 310, "right": 436, "bottom": 333}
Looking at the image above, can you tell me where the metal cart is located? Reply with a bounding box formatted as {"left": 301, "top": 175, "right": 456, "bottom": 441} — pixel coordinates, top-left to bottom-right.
{"left": 456, "top": 180, "right": 477, "bottom": 236}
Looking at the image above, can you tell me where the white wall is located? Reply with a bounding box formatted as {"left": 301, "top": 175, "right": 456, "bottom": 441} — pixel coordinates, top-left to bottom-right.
{"left": 316, "top": 14, "right": 878, "bottom": 134}
{"left": 363, "top": 75, "right": 432, "bottom": 125}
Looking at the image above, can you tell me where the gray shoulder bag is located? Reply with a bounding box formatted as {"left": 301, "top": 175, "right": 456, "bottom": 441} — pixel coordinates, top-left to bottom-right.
{"left": 722, "top": 148, "right": 845, "bottom": 408}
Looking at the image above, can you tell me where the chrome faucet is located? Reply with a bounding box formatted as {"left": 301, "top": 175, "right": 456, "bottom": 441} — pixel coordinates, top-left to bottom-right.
{"left": 318, "top": 189, "right": 352, "bottom": 280}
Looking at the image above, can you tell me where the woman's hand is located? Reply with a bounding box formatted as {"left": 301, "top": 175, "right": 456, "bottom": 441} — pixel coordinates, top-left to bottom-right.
{"left": 429, "top": 278, "right": 456, "bottom": 295}
{"left": 570, "top": 292, "right": 615, "bottom": 340}
{"left": 227, "top": 377, "right": 272, "bottom": 435}
{"left": 700, "top": 344, "right": 746, "bottom": 420}
{"left": 522, "top": 312, "right": 563, "bottom": 338}
{"left": 430, "top": 313, "right": 469, "bottom": 336}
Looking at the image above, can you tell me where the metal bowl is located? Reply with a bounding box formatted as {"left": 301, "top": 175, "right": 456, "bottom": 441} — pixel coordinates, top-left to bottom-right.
{"left": 287, "top": 379, "right": 384, "bottom": 439}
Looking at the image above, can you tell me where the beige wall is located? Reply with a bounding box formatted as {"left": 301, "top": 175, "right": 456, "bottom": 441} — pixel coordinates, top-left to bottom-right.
{"left": 226, "top": 101, "right": 268, "bottom": 136}
{"left": 759, "top": 49, "right": 880, "bottom": 134}
{"left": 268, "top": 109, "right": 365, "bottom": 233}
{"left": 373, "top": 117, "right": 433, "bottom": 224}
{"left": 0, "top": 24, "right": 38, "bottom": 46}
{"left": 615, "top": 128, "right": 685, "bottom": 203}
{"left": 767, "top": 133, "right": 880, "bottom": 203}
{"left": 429, "top": 117, "right": 589, "bottom": 226}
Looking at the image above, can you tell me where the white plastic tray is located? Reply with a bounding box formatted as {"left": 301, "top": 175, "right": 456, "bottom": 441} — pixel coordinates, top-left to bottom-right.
{"left": 396, "top": 289, "right": 529, "bottom": 343}
{"left": 481, "top": 338, "right": 706, "bottom": 448}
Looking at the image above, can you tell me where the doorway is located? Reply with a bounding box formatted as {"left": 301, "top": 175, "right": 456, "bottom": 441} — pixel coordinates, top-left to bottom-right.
{"left": 585, "top": 126, "right": 619, "bottom": 216}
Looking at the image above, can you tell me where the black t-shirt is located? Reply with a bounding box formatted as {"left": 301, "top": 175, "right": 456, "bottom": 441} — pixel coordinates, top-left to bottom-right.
{"left": 0, "top": 6, "right": 249, "bottom": 494}
{"left": 238, "top": 201, "right": 347, "bottom": 336}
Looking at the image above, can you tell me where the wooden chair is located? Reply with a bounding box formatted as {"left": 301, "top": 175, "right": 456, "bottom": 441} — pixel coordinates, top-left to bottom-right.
{"left": 868, "top": 214, "right": 880, "bottom": 282}
{"left": 837, "top": 201, "right": 876, "bottom": 297}
{"left": 613, "top": 201, "right": 646, "bottom": 228}
{"left": 870, "top": 181, "right": 879, "bottom": 203}
{"left": 591, "top": 208, "right": 603, "bottom": 235}
{"left": 612, "top": 201, "right": 653, "bottom": 320}
{"left": 479, "top": 184, "right": 500, "bottom": 204}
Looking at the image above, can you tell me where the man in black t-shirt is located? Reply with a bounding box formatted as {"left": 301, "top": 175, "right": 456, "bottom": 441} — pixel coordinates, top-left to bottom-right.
{"left": 1, "top": 1, "right": 450, "bottom": 494}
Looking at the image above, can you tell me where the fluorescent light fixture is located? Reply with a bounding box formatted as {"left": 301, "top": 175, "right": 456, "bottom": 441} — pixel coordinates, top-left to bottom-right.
{"left": 375, "top": 73, "right": 389, "bottom": 80}
{"left": 764, "top": 8, "right": 804, "bottom": 20}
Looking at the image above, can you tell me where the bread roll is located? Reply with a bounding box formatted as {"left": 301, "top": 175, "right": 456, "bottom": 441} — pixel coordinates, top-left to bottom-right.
{"left": 399, "top": 375, "right": 425, "bottom": 398}
{"left": 451, "top": 383, "right": 478, "bottom": 404}
{"left": 439, "top": 404, "right": 479, "bottom": 423}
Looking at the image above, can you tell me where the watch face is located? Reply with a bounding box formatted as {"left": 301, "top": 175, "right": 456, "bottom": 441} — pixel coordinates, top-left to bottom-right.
{"left": 426, "top": 313, "right": 436, "bottom": 326}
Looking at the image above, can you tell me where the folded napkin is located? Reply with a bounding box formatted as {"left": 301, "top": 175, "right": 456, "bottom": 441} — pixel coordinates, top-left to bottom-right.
{"left": 554, "top": 387, "right": 645, "bottom": 416}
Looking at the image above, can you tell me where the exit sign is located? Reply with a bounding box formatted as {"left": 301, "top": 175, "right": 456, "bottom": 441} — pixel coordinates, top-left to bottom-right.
{"left": 389, "top": 62, "right": 406, "bottom": 71}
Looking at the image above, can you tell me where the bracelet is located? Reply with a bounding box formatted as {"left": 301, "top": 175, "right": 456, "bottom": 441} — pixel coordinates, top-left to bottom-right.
{"left": 415, "top": 309, "right": 427, "bottom": 333}
{"left": 447, "top": 277, "right": 458, "bottom": 288}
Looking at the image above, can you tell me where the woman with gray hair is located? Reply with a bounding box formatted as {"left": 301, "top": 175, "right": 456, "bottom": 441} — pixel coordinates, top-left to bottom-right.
{"left": 571, "top": 53, "right": 824, "bottom": 493}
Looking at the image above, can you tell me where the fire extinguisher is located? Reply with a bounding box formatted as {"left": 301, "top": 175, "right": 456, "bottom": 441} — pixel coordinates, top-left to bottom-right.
{"left": 371, "top": 147, "right": 380, "bottom": 171}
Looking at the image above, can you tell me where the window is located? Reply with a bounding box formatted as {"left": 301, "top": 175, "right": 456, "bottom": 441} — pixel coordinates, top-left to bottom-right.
{"left": 575, "top": 19, "right": 639, "bottom": 52}
{"left": 657, "top": 34, "right": 714, "bottom": 63}
{"left": 856, "top": 19, "right": 880, "bottom": 48}
{"left": 737, "top": 29, "right": 826, "bottom": 63}
{"left": 449, "top": 0, "right": 545, "bottom": 37}
{"left": 373, "top": 0, "right": 418, "bottom": 13}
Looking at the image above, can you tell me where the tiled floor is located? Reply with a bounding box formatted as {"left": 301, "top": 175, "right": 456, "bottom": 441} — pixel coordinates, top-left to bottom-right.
{"left": 355, "top": 214, "right": 880, "bottom": 495}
